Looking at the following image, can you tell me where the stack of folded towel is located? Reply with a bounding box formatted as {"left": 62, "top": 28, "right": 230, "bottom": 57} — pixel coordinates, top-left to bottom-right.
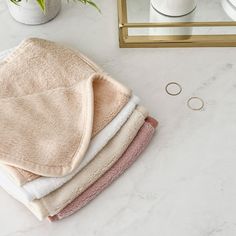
{"left": 0, "top": 38, "right": 158, "bottom": 221}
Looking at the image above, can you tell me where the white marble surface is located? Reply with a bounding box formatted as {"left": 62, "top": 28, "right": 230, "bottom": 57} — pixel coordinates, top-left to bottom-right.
{"left": 1, "top": 0, "right": 236, "bottom": 235}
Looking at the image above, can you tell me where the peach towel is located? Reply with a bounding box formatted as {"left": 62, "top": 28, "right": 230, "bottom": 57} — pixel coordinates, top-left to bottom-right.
{"left": 49, "top": 117, "right": 157, "bottom": 221}
{"left": 0, "top": 38, "right": 131, "bottom": 178}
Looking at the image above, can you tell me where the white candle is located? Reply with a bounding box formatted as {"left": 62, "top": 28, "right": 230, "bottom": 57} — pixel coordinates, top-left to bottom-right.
{"left": 151, "top": 0, "right": 197, "bottom": 17}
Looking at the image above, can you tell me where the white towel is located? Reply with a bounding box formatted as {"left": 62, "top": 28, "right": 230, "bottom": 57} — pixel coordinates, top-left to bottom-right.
{"left": 0, "top": 167, "right": 29, "bottom": 205}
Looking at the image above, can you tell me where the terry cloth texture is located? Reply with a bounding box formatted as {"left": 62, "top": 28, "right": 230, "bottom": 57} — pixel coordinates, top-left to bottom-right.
{"left": 0, "top": 48, "right": 39, "bottom": 185}
{"left": 26, "top": 106, "right": 148, "bottom": 220}
{"left": 0, "top": 38, "right": 131, "bottom": 178}
{"left": 0, "top": 95, "right": 140, "bottom": 201}
{"left": 49, "top": 117, "right": 158, "bottom": 221}
{"left": 0, "top": 106, "right": 147, "bottom": 220}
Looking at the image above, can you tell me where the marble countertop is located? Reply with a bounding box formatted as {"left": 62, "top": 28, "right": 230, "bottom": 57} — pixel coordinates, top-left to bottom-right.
{"left": 1, "top": 0, "right": 236, "bottom": 235}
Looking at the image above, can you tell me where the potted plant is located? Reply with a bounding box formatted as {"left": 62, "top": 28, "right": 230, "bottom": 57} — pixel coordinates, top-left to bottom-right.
{"left": 7, "top": 0, "right": 99, "bottom": 25}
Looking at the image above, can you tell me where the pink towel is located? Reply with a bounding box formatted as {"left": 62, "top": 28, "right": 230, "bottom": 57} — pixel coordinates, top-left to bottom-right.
{"left": 49, "top": 116, "right": 158, "bottom": 222}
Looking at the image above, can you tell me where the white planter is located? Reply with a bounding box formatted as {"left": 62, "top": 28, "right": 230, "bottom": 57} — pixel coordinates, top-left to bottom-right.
{"left": 151, "top": 0, "right": 197, "bottom": 17}
{"left": 7, "top": 0, "right": 61, "bottom": 25}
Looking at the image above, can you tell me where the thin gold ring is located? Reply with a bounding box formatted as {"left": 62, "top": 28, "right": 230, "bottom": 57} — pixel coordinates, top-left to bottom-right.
{"left": 165, "top": 82, "right": 182, "bottom": 96}
{"left": 187, "top": 97, "right": 204, "bottom": 111}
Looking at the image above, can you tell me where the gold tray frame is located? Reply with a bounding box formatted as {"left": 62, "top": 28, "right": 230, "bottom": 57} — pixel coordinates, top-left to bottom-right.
{"left": 118, "top": 0, "right": 236, "bottom": 47}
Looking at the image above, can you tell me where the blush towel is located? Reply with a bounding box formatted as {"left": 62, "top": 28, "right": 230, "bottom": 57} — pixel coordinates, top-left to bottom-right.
{"left": 0, "top": 38, "right": 131, "bottom": 178}
{"left": 49, "top": 117, "right": 157, "bottom": 221}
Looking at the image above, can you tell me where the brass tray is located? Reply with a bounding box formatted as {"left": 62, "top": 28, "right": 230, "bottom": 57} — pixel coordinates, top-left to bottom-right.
{"left": 118, "top": 0, "right": 236, "bottom": 47}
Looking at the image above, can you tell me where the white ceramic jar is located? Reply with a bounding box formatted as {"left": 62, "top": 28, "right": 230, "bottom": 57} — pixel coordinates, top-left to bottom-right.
{"left": 149, "top": 4, "right": 195, "bottom": 38}
{"left": 7, "top": 0, "right": 61, "bottom": 25}
{"left": 151, "top": 0, "right": 197, "bottom": 17}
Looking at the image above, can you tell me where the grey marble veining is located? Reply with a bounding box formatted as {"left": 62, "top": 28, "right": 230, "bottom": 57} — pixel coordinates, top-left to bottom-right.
{"left": 0, "top": 0, "right": 236, "bottom": 235}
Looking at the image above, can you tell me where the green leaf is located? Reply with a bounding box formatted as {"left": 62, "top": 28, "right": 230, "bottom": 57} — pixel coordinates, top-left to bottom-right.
{"left": 36, "top": 0, "right": 46, "bottom": 12}
{"left": 10, "top": 0, "right": 21, "bottom": 6}
{"left": 76, "top": 0, "right": 101, "bottom": 13}
{"left": 86, "top": 0, "right": 101, "bottom": 13}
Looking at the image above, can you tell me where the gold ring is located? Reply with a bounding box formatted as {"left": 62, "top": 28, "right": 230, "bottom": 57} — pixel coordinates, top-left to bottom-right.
{"left": 187, "top": 97, "right": 204, "bottom": 111}
{"left": 165, "top": 82, "right": 182, "bottom": 96}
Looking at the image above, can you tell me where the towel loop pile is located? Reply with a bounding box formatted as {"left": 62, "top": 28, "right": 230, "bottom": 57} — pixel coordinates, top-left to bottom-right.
{"left": 0, "top": 38, "right": 158, "bottom": 221}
